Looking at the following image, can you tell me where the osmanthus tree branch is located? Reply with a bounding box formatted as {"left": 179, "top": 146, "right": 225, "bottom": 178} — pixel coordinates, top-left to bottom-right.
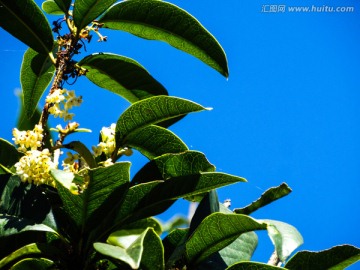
{"left": 267, "top": 250, "right": 281, "bottom": 267}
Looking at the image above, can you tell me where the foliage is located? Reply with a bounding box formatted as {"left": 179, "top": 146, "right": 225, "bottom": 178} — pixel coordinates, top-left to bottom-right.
{"left": 0, "top": 0, "right": 359, "bottom": 269}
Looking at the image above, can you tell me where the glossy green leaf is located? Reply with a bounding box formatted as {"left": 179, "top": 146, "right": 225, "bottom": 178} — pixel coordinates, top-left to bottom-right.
{"left": 78, "top": 53, "right": 168, "bottom": 103}
{"left": 54, "top": 0, "right": 71, "bottom": 13}
{"left": 73, "top": 0, "right": 117, "bottom": 30}
{"left": 163, "top": 228, "right": 188, "bottom": 263}
{"left": 185, "top": 213, "right": 267, "bottom": 265}
{"left": 121, "top": 217, "right": 162, "bottom": 235}
{"left": 261, "top": 219, "right": 303, "bottom": 262}
{"left": 0, "top": 0, "right": 54, "bottom": 54}
{"left": 196, "top": 204, "right": 258, "bottom": 269}
{"left": 21, "top": 47, "right": 55, "bottom": 118}
{"left": 99, "top": 0, "right": 228, "bottom": 77}
{"left": 42, "top": 0, "right": 63, "bottom": 15}
{"left": 226, "top": 262, "right": 285, "bottom": 270}
{"left": 0, "top": 243, "right": 64, "bottom": 269}
{"left": 284, "top": 244, "right": 360, "bottom": 270}
{"left": 0, "top": 139, "right": 22, "bottom": 169}
{"left": 117, "top": 172, "right": 245, "bottom": 225}
{"left": 96, "top": 228, "right": 154, "bottom": 269}
{"left": 125, "top": 125, "right": 188, "bottom": 159}
{"left": 61, "top": 141, "right": 97, "bottom": 168}
{"left": 141, "top": 228, "right": 165, "bottom": 270}
{"left": 235, "top": 183, "right": 292, "bottom": 215}
{"left": 51, "top": 162, "right": 130, "bottom": 233}
{"left": 116, "top": 96, "right": 208, "bottom": 146}
{"left": 10, "top": 258, "right": 55, "bottom": 270}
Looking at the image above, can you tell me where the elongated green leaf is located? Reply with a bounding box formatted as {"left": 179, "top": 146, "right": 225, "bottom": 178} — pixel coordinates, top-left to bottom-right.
{"left": 285, "top": 244, "right": 360, "bottom": 270}
{"left": 124, "top": 125, "right": 188, "bottom": 159}
{"left": 0, "top": 0, "right": 54, "bottom": 54}
{"left": 42, "top": 0, "right": 63, "bottom": 15}
{"left": 98, "top": 0, "right": 228, "bottom": 77}
{"left": 73, "top": 0, "right": 117, "bottom": 30}
{"left": 116, "top": 96, "right": 208, "bottom": 146}
{"left": 0, "top": 243, "right": 64, "bottom": 269}
{"left": 132, "top": 150, "right": 214, "bottom": 185}
{"left": 96, "top": 228, "right": 153, "bottom": 269}
{"left": 226, "top": 262, "right": 285, "bottom": 270}
{"left": 185, "top": 213, "right": 267, "bottom": 265}
{"left": 121, "top": 217, "right": 162, "bottom": 235}
{"left": 78, "top": 53, "right": 168, "bottom": 103}
{"left": 235, "top": 183, "right": 292, "bottom": 215}
{"left": 51, "top": 162, "right": 130, "bottom": 233}
{"left": 61, "top": 141, "right": 97, "bottom": 168}
{"left": 0, "top": 139, "right": 22, "bottom": 169}
{"left": 117, "top": 172, "right": 245, "bottom": 225}
{"left": 260, "top": 219, "right": 303, "bottom": 262}
{"left": 54, "top": 0, "right": 71, "bottom": 13}
{"left": 163, "top": 228, "right": 188, "bottom": 263}
{"left": 21, "top": 48, "right": 55, "bottom": 118}
{"left": 10, "top": 258, "right": 55, "bottom": 270}
{"left": 162, "top": 215, "right": 189, "bottom": 233}
{"left": 141, "top": 228, "right": 165, "bottom": 270}
{"left": 0, "top": 214, "right": 57, "bottom": 237}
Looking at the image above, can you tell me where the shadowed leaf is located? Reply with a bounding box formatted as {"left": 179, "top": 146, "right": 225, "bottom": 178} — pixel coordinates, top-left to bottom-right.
{"left": 226, "top": 262, "right": 285, "bottom": 270}
{"left": 0, "top": 0, "right": 54, "bottom": 54}
{"left": 284, "top": 244, "right": 360, "bottom": 270}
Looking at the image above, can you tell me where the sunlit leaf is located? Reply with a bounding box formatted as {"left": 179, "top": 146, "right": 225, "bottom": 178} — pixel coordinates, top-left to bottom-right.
{"left": 0, "top": 0, "right": 54, "bottom": 54}
{"left": 115, "top": 96, "right": 208, "bottom": 147}
{"left": 78, "top": 53, "right": 168, "bottom": 103}
{"left": 21, "top": 47, "right": 55, "bottom": 118}
{"left": 99, "top": 0, "right": 228, "bottom": 77}
{"left": 234, "top": 183, "right": 292, "bottom": 215}
{"left": 226, "top": 262, "right": 285, "bottom": 270}
{"left": 123, "top": 125, "right": 188, "bottom": 159}
{"left": 260, "top": 219, "right": 303, "bottom": 262}
{"left": 42, "top": 0, "right": 63, "bottom": 15}
{"left": 73, "top": 0, "right": 117, "bottom": 30}
{"left": 185, "top": 213, "right": 267, "bottom": 265}
{"left": 284, "top": 244, "right": 360, "bottom": 270}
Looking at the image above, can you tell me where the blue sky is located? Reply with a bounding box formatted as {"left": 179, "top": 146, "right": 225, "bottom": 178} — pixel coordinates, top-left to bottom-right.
{"left": 1, "top": 0, "right": 360, "bottom": 266}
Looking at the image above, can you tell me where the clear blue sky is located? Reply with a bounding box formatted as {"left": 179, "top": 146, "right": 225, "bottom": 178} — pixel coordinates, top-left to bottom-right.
{"left": 1, "top": 0, "right": 360, "bottom": 267}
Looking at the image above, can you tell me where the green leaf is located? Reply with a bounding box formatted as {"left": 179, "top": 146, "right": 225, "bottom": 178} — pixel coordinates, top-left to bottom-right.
{"left": 185, "top": 213, "right": 267, "bottom": 265}
{"left": 0, "top": 139, "right": 22, "bottom": 169}
{"left": 162, "top": 215, "right": 189, "bottom": 233}
{"left": 98, "top": 0, "right": 228, "bottom": 77}
{"left": 96, "top": 228, "right": 158, "bottom": 269}
{"left": 53, "top": 0, "right": 71, "bottom": 14}
{"left": 21, "top": 47, "right": 55, "bottom": 118}
{"left": 226, "top": 262, "right": 285, "bottom": 270}
{"left": 10, "top": 258, "right": 55, "bottom": 270}
{"left": 197, "top": 204, "right": 258, "bottom": 269}
{"left": 51, "top": 162, "right": 130, "bottom": 233}
{"left": 0, "top": 243, "right": 63, "bottom": 269}
{"left": 73, "top": 0, "right": 117, "bottom": 30}
{"left": 284, "top": 244, "right": 360, "bottom": 270}
{"left": 115, "top": 96, "right": 208, "bottom": 147}
{"left": 260, "top": 219, "right": 303, "bottom": 262}
{"left": 0, "top": 0, "right": 54, "bottom": 54}
{"left": 163, "top": 228, "right": 188, "bottom": 263}
{"left": 141, "top": 228, "right": 165, "bottom": 270}
{"left": 117, "top": 172, "right": 245, "bottom": 225}
{"left": 235, "top": 183, "right": 292, "bottom": 215}
{"left": 61, "top": 141, "right": 97, "bottom": 168}
{"left": 78, "top": 53, "right": 168, "bottom": 103}
{"left": 125, "top": 125, "right": 188, "bottom": 159}
{"left": 0, "top": 176, "right": 57, "bottom": 230}
{"left": 121, "top": 217, "right": 162, "bottom": 235}
{"left": 154, "top": 151, "right": 215, "bottom": 180}
{"left": 42, "top": 0, "right": 63, "bottom": 15}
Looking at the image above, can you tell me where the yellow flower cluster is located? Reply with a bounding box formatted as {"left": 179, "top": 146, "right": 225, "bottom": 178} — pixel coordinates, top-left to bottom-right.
{"left": 92, "top": 124, "right": 133, "bottom": 165}
{"left": 12, "top": 124, "right": 44, "bottom": 153}
{"left": 62, "top": 152, "right": 80, "bottom": 173}
{"left": 14, "top": 149, "right": 56, "bottom": 186}
{"left": 46, "top": 89, "right": 82, "bottom": 121}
